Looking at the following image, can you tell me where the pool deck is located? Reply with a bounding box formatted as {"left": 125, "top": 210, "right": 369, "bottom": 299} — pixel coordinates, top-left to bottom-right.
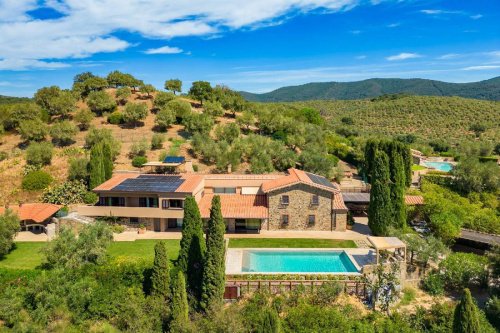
{"left": 226, "top": 248, "right": 375, "bottom": 275}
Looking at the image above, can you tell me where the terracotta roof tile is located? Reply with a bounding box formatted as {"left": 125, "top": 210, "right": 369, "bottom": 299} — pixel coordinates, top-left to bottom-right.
{"left": 261, "top": 168, "right": 337, "bottom": 193}
{"left": 0, "top": 203, "right": 61, "bottom": 223}
{"left": 405, "top": 195, "right": 424, "bottom": 205}
{"left": 93, "top": 173, "right": 140, "bottom": 191}
{"left": 332, "top": 192, "right": 348, "bottom": 211}
{"left": 199, "top": 194, "right": 268, "bottom": 219}
{"left": 176, "top": 174, "right": 204, "bottom": 193}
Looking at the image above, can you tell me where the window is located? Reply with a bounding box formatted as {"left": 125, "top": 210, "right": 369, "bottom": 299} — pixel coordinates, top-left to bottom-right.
{"left": 281, "top": 215, "right": 289, "bottom": 225}
{"left": 214, "top": 187, "right": 236, "bottom": 194}
{"left": 308, "top": 215, "right": 316, "bottom": 225}
{"left": 162, "top": 199, "right": 169, "bottom": 209}
{"left": 281, "top": 195, "right": 290, "bottom": 205}
{"left": 99, "top": 197, "right": 125, "bottom": 206}
{"left": 169, "top": 199, "right": 184, "bottom": 209}
{"left": 130, "top": 217, "right": 139, "bottom": 224}
{"left": 139, "top": 197, "right": 158, "bottom": 208}
{"left": 311, "top": 195, "right": 319, "bottom": 206}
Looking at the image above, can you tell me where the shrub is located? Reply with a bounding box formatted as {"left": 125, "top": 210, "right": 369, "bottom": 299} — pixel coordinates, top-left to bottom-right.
{"left": 115, "top": 87, "right": 131, "bottom": 104}
{"left": 166, "top": 99, "right": 192, "bottom": 122}
{"left": 422, "top": 272, "right": 445, "bottom": 295}
{"left": 400, "top": 287, "right": 417, "bottom": 305}
{"left": 183, "top": 113, "right": 214, "bottom": 135}
{"left": 309, "top": 282, "right": 343, "bottom": 306}
{"left": 110, "top": 224, "right": 126, "bottom": 233}
{"left": 107, "top": 111, "right": 124, "bottom": 125}
{"left": 155, "top": 108, "right": 175, "bottom": 131}
{"left": 22, "top": 164, "right": 40, "bottom": 176}
{"left": 439, "top": 252, "right": 488, "bottom": 289}
{"left": 68, "top": 158, "right": 89, "bottom": 183}
{"left": 130, "top": 138, "right": 149, "bottom": 157}
{"left": 50, "top": 120, "right": 78, "bottom": 146}
{"left": 84, "top": 127, "right": 120, "bottom": 159}
{"left": 26, "top": 141, "right": 53, "bottom": 166}
{"left": 132, "top": 156, "right": 147, "bottom": 167}
{"left": 18, "top": 118, "right": 48, "bottom": 141}
{"left": 193, "top": 164, "right": 199, "bottom": 172}
{"left": 73, "top": 108, "right": 94, "bottom": 130}
{"left": 86, "top": 90, "right": 116, "bottom": 115}
{"left": 83, "top": 191, "right": 98, "bottom": 204}
{"left": 0, "top": 151, "right": 7, "bottom": 161}
{"left": 42, "top": 180, "right": 88, "bottom": 205}
{"left": 153, "top": 91, "right": 175, "bottom": 109}
{"left": 123, "top": 102, "right": 148, "bottom": 126}
{"left": 485, "top": 296, "right": 500, "bottom": 330}
{"left": 203, "top": 100, "right": 224, "bottom": 118}
{"left": 22, "top": 170, "right": 53, "bottom": 191}
{"left": 151, "top": 133, "right": 164, "bottom": 150}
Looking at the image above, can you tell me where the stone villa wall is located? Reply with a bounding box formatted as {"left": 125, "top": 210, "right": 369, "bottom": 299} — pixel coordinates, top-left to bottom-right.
{"left": 267, "top": 184, "right": 333, "bottom": 231}
{"left": 333, "top": 211, "right": 347, "bottom": 231}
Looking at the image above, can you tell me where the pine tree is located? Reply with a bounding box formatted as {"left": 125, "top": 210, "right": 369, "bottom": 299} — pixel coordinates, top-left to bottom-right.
{"left": 257, "top": 308, "right": 281, "bottom": 333}
{"left": 169, "top": 270, "right": 189, "bottom": 332}
{"left": 151, "top": 241, "right": 170, "bottom": 300}
{"left": 368, "top": 151, "right": 392, "bottom": 236}
{"left": 102, "top": 141, "right": 113, "bottom": 180}
{"left": 178, "top": 196, "right": 206, "bottom": 301}
{"left": 88, "top": 143, "right": 105, "bottom": 189}
{"left": 390, "top": 150, "right": 406, "bottom": 229}
{"left": 453, "top": 288, "right": 481, "bottom": 333}
{"left": 200, "top": 195, "right": 226, "bottom": 311}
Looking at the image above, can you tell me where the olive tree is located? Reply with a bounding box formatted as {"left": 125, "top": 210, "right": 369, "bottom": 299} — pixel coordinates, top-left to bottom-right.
{"left": 123, "top": 102, "right": 148, "bottom": 127}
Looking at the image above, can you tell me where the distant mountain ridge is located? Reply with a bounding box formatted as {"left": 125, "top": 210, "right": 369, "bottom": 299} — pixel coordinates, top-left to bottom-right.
{"left": 240, "top": 77, "right": 500, "bottom": 102}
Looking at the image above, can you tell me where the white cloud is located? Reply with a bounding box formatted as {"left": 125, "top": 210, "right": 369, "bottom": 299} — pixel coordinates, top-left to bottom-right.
{"left": 0, "top": 0, "right": 361, "bottom": 70}
{"left": 144, "top": 46, "right": 183, "bottom": 54}
{"left": 355, "top": 55, "right": 367, "bottom": 59}
{"left": 462, "top": 65, "right": 500, "bottom": 71}
{"left": 0, "top": 59, "right": 69, "bottom": 70}
{"left": 386, "top": 53, "right": 422, "bottom": 61}
{"left": 470, "top": 14, "right": 482, "bottom": 20}
{"left": 350, "top": 30, "right": 362, "bottom": 34}
{"left": 420, "top": 9, "right": 461, "bottom": 15}
{"left": 387, "top": 23, "right": 400, "bottom": 28}
{"left": 438, "top": 53, "right": 460, "bottom": 60}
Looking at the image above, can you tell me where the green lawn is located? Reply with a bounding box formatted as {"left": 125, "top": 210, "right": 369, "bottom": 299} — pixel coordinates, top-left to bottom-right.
{"left": 228, "top": 238, "right": 356, "bottom": 248}
{"left": 412, "top": 164, "right": 426, "bottom": 171}
{"left": 0, "top": 240, "right": 181, "bottom": 270}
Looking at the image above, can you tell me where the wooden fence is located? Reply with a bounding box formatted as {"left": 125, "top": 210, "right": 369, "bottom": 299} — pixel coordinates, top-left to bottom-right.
{"left": 224, "top": 279, "right": 366, "bottom": 300}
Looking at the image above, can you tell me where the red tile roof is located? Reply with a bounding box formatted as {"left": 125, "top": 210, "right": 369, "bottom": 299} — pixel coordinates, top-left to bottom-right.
{"left": 93, "top": 173, "right": 139, "bottom": 191}
{"left": 176, "top": 174, "right": 204, "bottom": 193}
{"left": 332, "top": 192, "right": 348, "bottom": 211}
{"left": 199, "top": 194, "right": 268, "bottom": 219}
{"left": 261, "top": 168, "right": 338, "bottom": 193}
{"left": 0, "top": 203, "right": 61, "bottom": 223}
{"left": 405, "top": 195, "right": 424, "bottom": 205}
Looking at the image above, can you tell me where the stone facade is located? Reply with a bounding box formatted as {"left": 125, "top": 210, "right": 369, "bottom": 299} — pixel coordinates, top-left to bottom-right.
{"left": 267, "top": 183, "right": 335, "bottom": 231}
{"left": 333, "top": 211, "right": 347, "bottom": 231}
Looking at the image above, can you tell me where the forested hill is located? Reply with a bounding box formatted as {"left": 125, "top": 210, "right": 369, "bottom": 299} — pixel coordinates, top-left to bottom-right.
{"left": 0, "top": 95, "right": 32, "bottom": 104}
{"left": 240, "top": 76, "right": 500, "bottom": 102}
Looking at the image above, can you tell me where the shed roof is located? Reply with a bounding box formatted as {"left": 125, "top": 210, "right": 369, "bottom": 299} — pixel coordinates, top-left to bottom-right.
{"left": 0, "top": 203, "right": 61, "bottom": 223}
{"left": 368, "top": 236, "right": 406, "bottom": 250}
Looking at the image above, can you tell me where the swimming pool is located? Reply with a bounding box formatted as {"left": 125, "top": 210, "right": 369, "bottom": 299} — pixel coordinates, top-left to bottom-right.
{"left": 241, "top": 250, "right": 359, "bottom": 273}
{"left": 423, "top": 161, "right": 453, "bottom": 172}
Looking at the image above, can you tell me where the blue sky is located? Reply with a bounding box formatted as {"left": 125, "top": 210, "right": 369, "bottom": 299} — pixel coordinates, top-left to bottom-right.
{"left": 0, "top": 0, "right": 499, "bottom": 97}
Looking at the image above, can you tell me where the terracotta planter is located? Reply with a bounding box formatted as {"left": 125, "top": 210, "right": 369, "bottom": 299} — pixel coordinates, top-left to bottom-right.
{"left": 346, "top": 224, "right": 353, "bottom": 230}
{"left": 138, "top": 228, "right": 146, "bottom": 234}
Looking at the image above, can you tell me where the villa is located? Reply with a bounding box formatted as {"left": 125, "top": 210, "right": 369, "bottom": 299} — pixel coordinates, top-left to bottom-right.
{"left": 78, "top": 168, "right": 349, "bottom": 232}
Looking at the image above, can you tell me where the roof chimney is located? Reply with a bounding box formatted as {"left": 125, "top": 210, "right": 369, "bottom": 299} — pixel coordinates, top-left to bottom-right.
{"left": 227, "top": 164, "right": 232, "bottom": 174}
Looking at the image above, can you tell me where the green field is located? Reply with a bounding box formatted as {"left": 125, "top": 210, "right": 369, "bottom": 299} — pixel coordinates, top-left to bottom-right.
{"left": 228, "top": 238, "right": 356, "bottom": 248}
{"left": 0, "top": 240, "right": 181, "bottom": 270}
{"left": 412, "top": 164, "right": 426, "bottom": 171}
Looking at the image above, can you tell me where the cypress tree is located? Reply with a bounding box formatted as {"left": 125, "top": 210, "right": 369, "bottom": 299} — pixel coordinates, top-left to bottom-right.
{"left": 368, "top": 151, "right": 392, "bottom": 236}
{"left": 364, "top": 139, "right": 379, "bottom": 182}
{"left": 178, "top": 196, "right": 206, "bottom": 301}
{"left": 89, "top": 143, "right": 105, "bottom": 189}
{"left": 453, "top": 288, "right": 480, "bottom": 333}
{"left": 151, "top": 241, "right": 170, "bottom": 300}
{"left": 257, "top": 308, "right": 281, "bottom": 333}
{"left": 200, "top": 195, "right": 226, "bottom": 311}
{"left": 170, "top": 270, "right": 189, "bottom": 331}
{"left": 102, "top": 141, "right": 113, "bottom": 180}
{"left": 390, "top": 150, "right": 406, "bottom": 229}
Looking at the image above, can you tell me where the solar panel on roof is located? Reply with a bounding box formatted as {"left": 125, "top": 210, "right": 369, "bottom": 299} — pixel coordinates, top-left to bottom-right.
{"left": 163, "top": 156, "right": 185, "bottom": 164}
{"left": 305, "top": 172, "right": 335, "bottom": 188}
{"left": 112, "top": 175, "right": 184, "bottom": 192}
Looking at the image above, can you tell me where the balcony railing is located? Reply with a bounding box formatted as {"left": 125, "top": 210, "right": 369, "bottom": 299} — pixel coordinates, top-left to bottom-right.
{"left": 77, "top": 205, "right": 184, "bottom": 219}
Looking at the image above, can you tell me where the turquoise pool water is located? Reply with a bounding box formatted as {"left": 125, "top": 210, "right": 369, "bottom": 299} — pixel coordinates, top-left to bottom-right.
{"left": 424, "top": 161, "right": 453, "bottom": 172}
{"left": 242, "top": 250, "right": 358, "bottom": 273}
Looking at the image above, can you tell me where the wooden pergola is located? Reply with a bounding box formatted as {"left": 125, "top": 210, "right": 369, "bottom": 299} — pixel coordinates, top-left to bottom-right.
{"left": 367, "top": 236, "right": 406, "bottom": 265}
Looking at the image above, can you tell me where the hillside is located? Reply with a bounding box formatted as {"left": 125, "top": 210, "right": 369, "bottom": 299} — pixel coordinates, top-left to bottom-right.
{"left": 289, "top": 95, "right": 500, "bottom": 144}
{"left": 0, "top": 95, "right": 32, "bottom": 104}
{"left": 241, "top": 77, "right": 500, "bottom": 102}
